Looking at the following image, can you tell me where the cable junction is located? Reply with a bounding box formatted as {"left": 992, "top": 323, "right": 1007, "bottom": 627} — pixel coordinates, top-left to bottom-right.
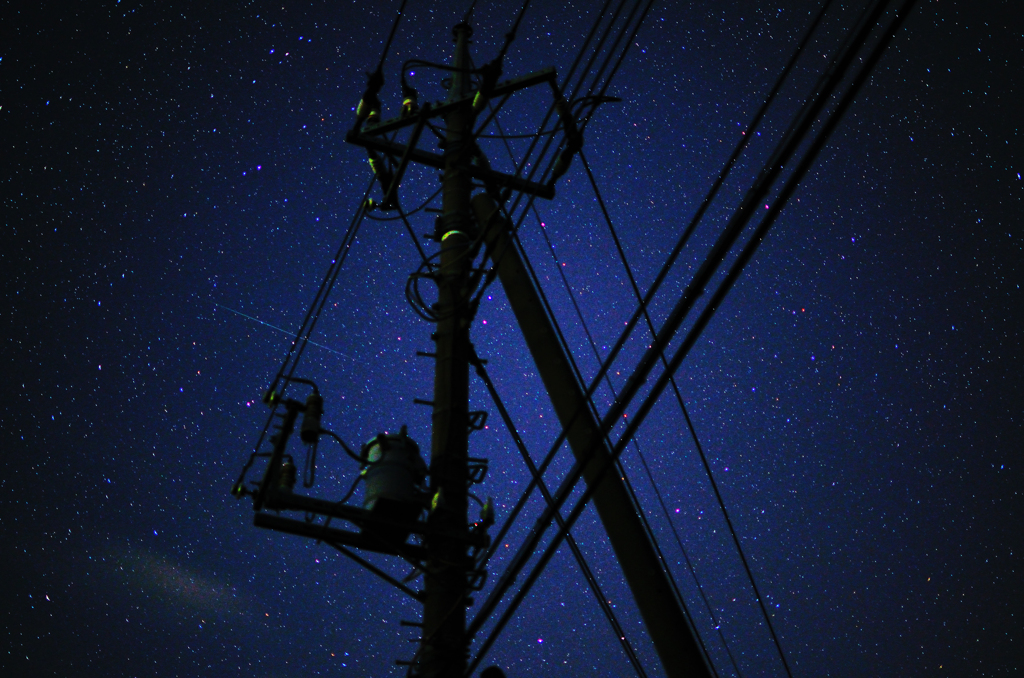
{"left": 227, "top": 2, "right": 920, "bottom": 678}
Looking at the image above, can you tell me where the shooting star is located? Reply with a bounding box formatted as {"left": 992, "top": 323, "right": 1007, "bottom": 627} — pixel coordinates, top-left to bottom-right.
{"left": 210, "top": 301, "right": 354, "bottom": 359}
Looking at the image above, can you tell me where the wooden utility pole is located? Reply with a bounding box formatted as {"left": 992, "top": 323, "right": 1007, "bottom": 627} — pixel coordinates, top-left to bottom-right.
{"left": 421, "top": 22, "right": 475, "bottom": 678}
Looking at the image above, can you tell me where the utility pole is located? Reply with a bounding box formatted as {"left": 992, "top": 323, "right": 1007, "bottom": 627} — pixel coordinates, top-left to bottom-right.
{"left": 472, "top": 195, "right": 710, "bottom": 678}
{"left": 421, "top": 22, "right": 475, "bottom": 678}
{"left": 241, "top": 17, "right": 710, "bottom": 678}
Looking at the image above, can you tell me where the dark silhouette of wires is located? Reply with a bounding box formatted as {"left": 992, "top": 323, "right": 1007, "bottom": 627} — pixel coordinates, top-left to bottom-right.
{"left": 237, "top": 0, "right": 414, "bottom": 497}
{"left": 563, "top": 0, "right": 838, "bottom": 670}
{"left": 500, "top": 79, "right": 715, "bottom": 662}
{"left": 574, "top": 152, "right": 744, "bottom": 678}
{"left": 233, "top": 176, "right": 376, "bottom": 495}
{"left": 465, "top": 1, "right": 918, "bottom": 675}
{"left": 470, "top": 349, "right": 649, "bottom": 678}
{"left": 364, "top": 186, "right": 443, "bottom": 222}
{"left": 377, "top": 0, "right": 410, "bottom": 74}
{"left": 469, "top": 0, "right": 653, "bottom": 311}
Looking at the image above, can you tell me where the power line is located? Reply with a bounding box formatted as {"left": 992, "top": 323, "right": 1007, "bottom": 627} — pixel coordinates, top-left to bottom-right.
{"left": 253, "top": 0, "right": 424, "bottom": 408}
{"left": 256, "top": 0, "right": 419, "bottom": 407}
{"left": 470, "top": 131, "right": 725, "bottom": 675}
{"left": 524, "top": 198, "right": 722, "bottom": 675}
{"left": 478, "top": 0, "right": 637, "bottom": 221}
{"left": 376, "top": 0, "right": 410, "bottom": 73}
{"left": 233, "top": 176, "right": 377, "bottom": 496}
{"left": 461, "top": 0, "right": 481, "bottom": 24}
{"left": 611, "top": 4, "right": 920, "bottom": 670}
{"left": 396, "top": 199, "right": 431, "bottom": 265}
{"left": 578, "top": 0, "right": 650, "bottom": 108}
{"left": 578, "top": 151, "right": 744, "bottom": 678}
{"left": 539, "top": 0, "right": 897, "bottom": 505}
{"left": 466, "top": 1, "right": 917, "bottom": 672}
{"left": 467, "top": 0, "right": 651, "bottom": 336}
{"left": 364, "top": 186, "right": 443, "bottom": 222}
{"left": 579, "top": 0, "right": 655, "bottom": 128}
{"left": 463, "top": 1, "right": 724, "bottom": 668}
{"left": 563, "top": 3, "right": 840, "bottom": 671}
{"left": 464, "top": 0, "right": 666, "bottom": 613}
{"left": 470, "top": 349, "right": 649, "bottom": 678}
{"left": 495, "top": 0, "right": 534, "bottom": 61}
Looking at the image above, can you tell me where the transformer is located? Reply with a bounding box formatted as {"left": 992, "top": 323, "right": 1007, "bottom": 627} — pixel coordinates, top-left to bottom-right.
{"left": 360, "top": 426, "right": 427, "bottom": 543}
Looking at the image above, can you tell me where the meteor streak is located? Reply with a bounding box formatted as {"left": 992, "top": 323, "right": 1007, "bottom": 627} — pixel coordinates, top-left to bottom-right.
{"left": 211, "top": 301, "right": 353, "bottom": 359}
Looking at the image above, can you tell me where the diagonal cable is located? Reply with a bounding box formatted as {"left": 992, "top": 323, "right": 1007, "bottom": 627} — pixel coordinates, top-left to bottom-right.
{"left": 576, "top": 153, "right": 744, "bottom": 678}
{"left": 568, "top": 0, "right": 841, "bottom": 653}
{"left": 471, "top": 348, "right": 648, "bottom": 678}
{"left": 235, "top": 176, "right": 376, "bottom": 491}
{"left": 466, "top": 1, "right": 916, "bottom": 673}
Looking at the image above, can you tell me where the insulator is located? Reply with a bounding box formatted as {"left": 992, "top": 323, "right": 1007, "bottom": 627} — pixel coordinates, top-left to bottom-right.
{"left": 480, "top": 497, "right": 495, "bottom": 527}
{"left": 402, "top": 92, "right": 419, "bottom": 117}
{"left": 354, "top": 69, "right": 384, "bottom": 129}
{"left": 472, "top": 59, "right": 503, "bottom": 114}
{"left": 430, "top": 487, "right": 444, "bottom": 514}
{"left": 356, "top": 93, "right": 381, "bottom": 126}
{"left": 401, "top": 76, "right": 419, "bottom": 117}
{"left": 278, "top": 460, "right": 297, "bottom": 492}
{"left": 366, "top": 151, "right": 397, "bottom": 210}
{"left": 368, "top": 154, "right": 387, "bottom": 178}
{"left": 300, "top": 392, "right": 323, "bottom": 444}
{"left": 471, "top": 89, "right": 487, "bottom": 114}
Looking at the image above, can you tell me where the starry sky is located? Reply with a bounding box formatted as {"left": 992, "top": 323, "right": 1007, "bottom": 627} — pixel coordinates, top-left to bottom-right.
{"left": 4, "top": 1, "right": 1022, "bottom": 677}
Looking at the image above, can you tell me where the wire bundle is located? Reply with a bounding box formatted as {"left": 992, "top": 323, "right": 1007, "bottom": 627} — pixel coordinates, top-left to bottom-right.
{"left": 234, "top": 0, "right": 921, "bottom": 675}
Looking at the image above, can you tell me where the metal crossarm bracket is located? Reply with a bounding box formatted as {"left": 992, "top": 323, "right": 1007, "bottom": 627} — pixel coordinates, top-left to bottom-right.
{"left": 347, "top": 133, "right": 555, "bottom": 199}
{"left": 254, "top": 512, "right": 428, "bottom": 559}
{"left": 356, "top": 67, "right": 556, "bottom": 138}
{"left": 262, "top": 490, "right": 489, "bottom": 548}
{"left": 346, "top": 65, "right": 559, "bottom": 200}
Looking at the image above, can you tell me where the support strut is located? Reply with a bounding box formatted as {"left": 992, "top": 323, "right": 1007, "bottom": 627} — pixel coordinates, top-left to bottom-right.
{"left": 471, "top": 193, "right": 712, "bottom": 678}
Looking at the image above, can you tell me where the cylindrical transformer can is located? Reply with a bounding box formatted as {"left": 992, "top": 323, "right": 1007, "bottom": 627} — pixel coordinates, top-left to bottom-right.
{"left": 361, "top": 429, "right": 427, "bottom": 513}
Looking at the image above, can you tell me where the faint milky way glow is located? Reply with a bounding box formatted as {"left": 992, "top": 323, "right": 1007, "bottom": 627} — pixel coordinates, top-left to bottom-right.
{"left": 5, "top": 1, "right": 1021, "bottom": 677}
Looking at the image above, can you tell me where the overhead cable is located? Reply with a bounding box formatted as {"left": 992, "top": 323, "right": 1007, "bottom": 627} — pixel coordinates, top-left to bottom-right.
{"left": 471, "top": 349, "right": 649, "bottom": 678}
{"left": 467, "top": 0, "right": 645, "bottom": 313}
{"left": 235, "top": 176, "right": 377, "bottom": 494}
{"left": 578, "top": 150, "right": 744, "bottom": 678}
{"left": 569, "top": 0, "right": 838, "bottom": 669}
{"left": 524, "top": 198, "right": 717, "bottom": 673}
{"left": 377, "top": 0, "right": 411, "bottom": 73}
{"left": 466, "top": 0, "right": 678, "bottom": 634}
{"left": 466, "top": 1, "right": 917, "bottom": 673}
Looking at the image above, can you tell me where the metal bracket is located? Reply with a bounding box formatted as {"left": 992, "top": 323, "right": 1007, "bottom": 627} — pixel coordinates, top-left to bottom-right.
{"left": 357, "top": 67, "right": 556, "bottom": 138}
{"left": 468, "top": 410, "right": 489, "bottom": 432}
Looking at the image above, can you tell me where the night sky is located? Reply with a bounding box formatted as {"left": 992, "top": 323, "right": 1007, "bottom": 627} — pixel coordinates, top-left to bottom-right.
{"left": 5, "top": 1, "right": 1022, "bottom": 677}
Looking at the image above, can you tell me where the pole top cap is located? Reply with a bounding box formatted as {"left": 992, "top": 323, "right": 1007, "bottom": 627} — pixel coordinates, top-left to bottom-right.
{"left": 452, "top": 22, "right": 473, "bottom": 41}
